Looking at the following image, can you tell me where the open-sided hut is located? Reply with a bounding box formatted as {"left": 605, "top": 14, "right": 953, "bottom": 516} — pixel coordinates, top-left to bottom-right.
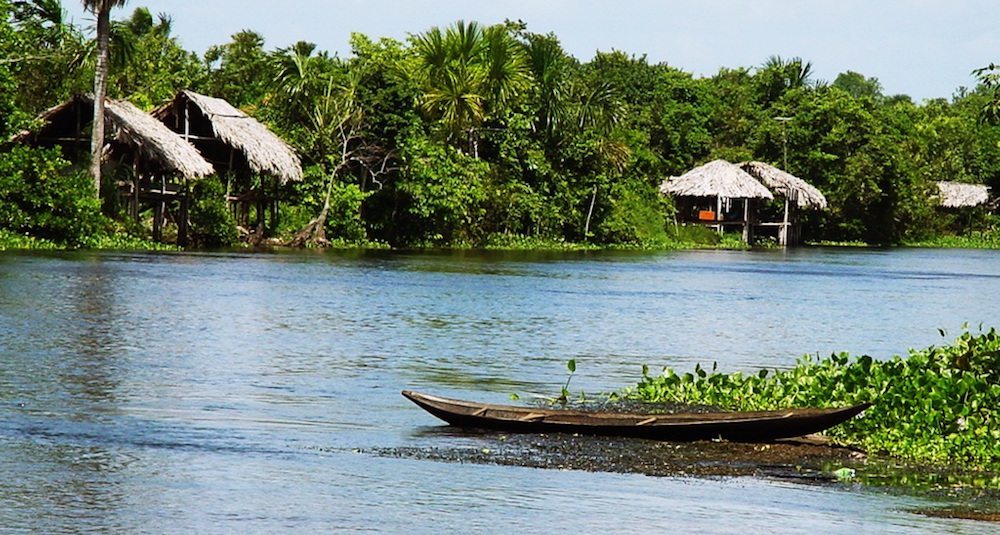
{"left": 740, "top": 161, "right": 827, "bottom": 245}
{"left": 152, "top": 90, "right": 302, "bottom": 232}
{"left": 660, "top": 159, "right": 773, "bottom": 243}
{"left": 10, "top": 94, "right": 214, "bottom": 243}
{"left": 934, "top": 181, "right": 992, "bottom": 234}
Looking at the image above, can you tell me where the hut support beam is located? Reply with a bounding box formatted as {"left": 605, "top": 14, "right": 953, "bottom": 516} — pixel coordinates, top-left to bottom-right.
{"left": 716, "top": 196, "right": 723, "bottom": 236}
{"left": 742, "top": 199, "right": 750, "bottom": 243}
{"left": 779, "top": 199, "right": 790, "bottom": 246}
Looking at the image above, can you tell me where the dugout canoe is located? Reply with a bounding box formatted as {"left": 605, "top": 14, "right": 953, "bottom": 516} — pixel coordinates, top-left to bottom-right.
{"left": 402, "top": 390, "right": 871, "bottom": 442}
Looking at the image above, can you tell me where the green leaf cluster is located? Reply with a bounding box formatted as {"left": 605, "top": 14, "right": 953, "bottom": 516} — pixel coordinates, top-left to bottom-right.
{"left": 0, "top": 146, "right": 106, "bottom": 246}
{"left": 629, "top": 329, "right": 1000, "bottom": 469}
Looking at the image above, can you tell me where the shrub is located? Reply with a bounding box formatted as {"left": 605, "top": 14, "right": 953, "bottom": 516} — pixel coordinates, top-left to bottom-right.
{"left": 188, "top": 176, "right": 238, "bottom": 247}
{"left": 0, "top": 146, "right": 106, "bottom": 247}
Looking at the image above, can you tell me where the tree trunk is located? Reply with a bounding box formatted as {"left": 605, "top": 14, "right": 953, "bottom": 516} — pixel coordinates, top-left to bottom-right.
{"left": 288, "top": 170, "right": 337, "bottom": 248}
{"left": 90, "top": 1, "right": 112, "bottom": 198}
{"left": 584, "top": 183, "right": 598, "bottom": 239}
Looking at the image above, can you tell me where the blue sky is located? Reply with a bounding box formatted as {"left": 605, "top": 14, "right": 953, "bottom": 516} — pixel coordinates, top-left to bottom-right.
{"left": 62, "top": 0, "right": 999, "bottom": 101}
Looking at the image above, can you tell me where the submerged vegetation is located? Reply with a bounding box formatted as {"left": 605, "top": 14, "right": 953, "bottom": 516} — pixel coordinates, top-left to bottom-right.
{"left": 627, "top": 328, "right": 1000, "bottom": 471}
{"left": 1, "top": 2, "right": 999, "bottom": 249}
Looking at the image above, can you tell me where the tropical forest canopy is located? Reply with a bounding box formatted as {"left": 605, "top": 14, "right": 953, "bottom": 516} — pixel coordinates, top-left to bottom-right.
{"left": 3, "top": 0, "right": 1000, "bottom": 247}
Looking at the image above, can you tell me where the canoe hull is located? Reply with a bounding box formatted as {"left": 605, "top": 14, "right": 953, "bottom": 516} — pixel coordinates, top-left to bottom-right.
{"left": 402, "top": 390, "right": 871, "bottom": 442}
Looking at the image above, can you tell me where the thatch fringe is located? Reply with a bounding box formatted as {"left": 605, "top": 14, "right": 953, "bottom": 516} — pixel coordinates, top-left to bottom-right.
{"left": 157, "top": 91, "right": 303, "bottom": 184}
{"left": 660, "top": 159, "right": 773, "bottom": 199}
{"left": 11, "top": 94, "right": 214, "bottom": 179}
{"left": 740, "top": 161, "right": 827, "bottom": 209}
{"left": 936, "top": 181, "right": 990, "bottom": 208}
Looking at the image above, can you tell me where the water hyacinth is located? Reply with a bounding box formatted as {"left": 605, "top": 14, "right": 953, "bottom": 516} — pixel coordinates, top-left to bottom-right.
{"left": 628, "top": 328, "right": 1000, "bottom": 470}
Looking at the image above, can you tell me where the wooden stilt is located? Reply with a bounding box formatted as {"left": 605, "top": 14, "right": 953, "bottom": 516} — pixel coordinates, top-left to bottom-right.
{"left": 131, "top": 160, "right": 140, "bottom": 222}
{"left": 716, "top": 196, "right": 723, "bottom": 236}
{"left": 780, "top": 197, "right": 790, "bottom": 246}
{"left": 178, "top": 181, "right": 189, "bottom": 247}
{"left": 742, "top": 198, "right": 750, "bottom": 243}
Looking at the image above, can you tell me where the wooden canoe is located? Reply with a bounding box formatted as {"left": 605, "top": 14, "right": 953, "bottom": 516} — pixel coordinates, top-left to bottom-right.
{"left": 402, "top": 390, "right": 871, "bottom": 442}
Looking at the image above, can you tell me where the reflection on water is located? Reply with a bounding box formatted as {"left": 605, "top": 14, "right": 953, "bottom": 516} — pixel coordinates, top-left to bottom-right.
{"left": 1, "top": 248, "right": 998, "bottom": 533}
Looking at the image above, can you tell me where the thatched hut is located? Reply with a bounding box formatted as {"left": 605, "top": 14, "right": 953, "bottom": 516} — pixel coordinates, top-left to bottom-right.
{"left": 152, "top": 90, "right": 302, "bottom": 233}
{"left": 660, "top": 159, "right": 773, "bottom": 243}
{"left": 10, "top": 94, "right": 214, "bottom": 243}
{"left": 935, "top": 181, "right": 989, "bottom": 208}
{"left": 934, "top": 181, "right": 992, "bottom": 235}
{"left": 740, "top": 161, "right": 827, "bottom": 245}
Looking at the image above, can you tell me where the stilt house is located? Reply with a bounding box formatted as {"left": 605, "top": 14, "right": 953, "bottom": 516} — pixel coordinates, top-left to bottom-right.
{"left": 660, "top": 159, "right": 774, "bottom": 243}
{"left": 10, "top": 94, "right": 214, "bottom": 243}
{"left": 152, "top": 91, "right": 302, "bottom": 234}
{"left": 740, "top": 161, "right": 828, "bottom": 246}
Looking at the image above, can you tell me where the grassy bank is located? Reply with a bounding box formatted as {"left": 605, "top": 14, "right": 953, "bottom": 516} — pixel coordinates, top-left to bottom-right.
{"left": 626, "top": 328, "right": 1000, "bottom": 471}
{"left": 904, "top": 230, "right": 1000, "bottom": 249}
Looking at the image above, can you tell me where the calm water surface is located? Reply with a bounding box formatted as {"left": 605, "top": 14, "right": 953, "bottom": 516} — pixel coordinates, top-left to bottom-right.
{"left": 1, "top": 247, "right": 997, "bottom": 533}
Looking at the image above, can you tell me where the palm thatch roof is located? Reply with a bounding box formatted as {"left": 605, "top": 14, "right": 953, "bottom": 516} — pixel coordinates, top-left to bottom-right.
{"left": 153, "top": 90, "right": 302, "bottom": 184}
{"left": 10, "top": 94, "right": 214, "bottom": 179}
{"left": 740, "top": 161, "right": 828, "bottom": 209}
{"left": 935, "top": 181, "right": 990, "bottom": 208}
{"left": 660, "top": 159, "right": 773, "bottom": 200}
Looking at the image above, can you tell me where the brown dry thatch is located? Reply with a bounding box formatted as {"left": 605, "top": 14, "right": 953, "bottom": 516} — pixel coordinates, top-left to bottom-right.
{"left": 660, "top": 159, "right": 773, "bottom": 200}
{"left": 11, "top": 94, "right": 214, "bottom": 179}
{"left": 740, "top": 161, "right": 827, "bottom": 209}
{"left": 935, "top": 181, "right": 990, "bottom": 208}
{"left": 153, "top": 90, "right": 302, "bottom": 184}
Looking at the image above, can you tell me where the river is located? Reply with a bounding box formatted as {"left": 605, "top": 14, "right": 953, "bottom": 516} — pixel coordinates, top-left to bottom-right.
{"left": 0, "top": 247, "right": 997, "bottom": 533}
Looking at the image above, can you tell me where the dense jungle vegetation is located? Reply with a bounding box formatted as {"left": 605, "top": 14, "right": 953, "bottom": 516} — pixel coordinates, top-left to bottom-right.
{"left": 2, "top": 0, "right": 1000, "bottom": 249}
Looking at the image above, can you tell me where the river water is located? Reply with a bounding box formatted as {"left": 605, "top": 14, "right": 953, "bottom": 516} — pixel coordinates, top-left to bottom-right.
{"left": 0, "top": 247, "right": 997, "bottom": 533}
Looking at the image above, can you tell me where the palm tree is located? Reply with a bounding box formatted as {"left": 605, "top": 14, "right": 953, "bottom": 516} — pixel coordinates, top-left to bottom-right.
{"left": 523, "top": 33, "right": 569, "bottom": 141}
{"left": 480, "top": 25, "right": 529, "bottom": 112}
{"left": 82, "top": 0, "right": 127, "bottom": 197}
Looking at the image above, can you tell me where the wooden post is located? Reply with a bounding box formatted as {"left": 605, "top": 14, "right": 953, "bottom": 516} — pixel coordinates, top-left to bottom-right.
{"left": 153, "top": 175, "right": 166, "bottom": 241}
{"left": 742, "top": 198, "right": 751, "bottom": 244}
{"left": 183, "top": 102, "right": 190, "bottom": 142}
{"left": 780, "top": 197, "right": 790, "bottom": 246}
{"left": 131, "top": 160, "right": 140, "bottom": 222}
{"left": 178, "top": 180, "right": 189, "bottom": 247}
{"left": 716, "top": 196, "right": 723, "bottom": 236}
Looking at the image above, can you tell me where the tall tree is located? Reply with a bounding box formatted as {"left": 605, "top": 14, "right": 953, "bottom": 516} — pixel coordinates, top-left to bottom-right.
{"left": 82, "top": 0, "right": 127, "bottom": 197}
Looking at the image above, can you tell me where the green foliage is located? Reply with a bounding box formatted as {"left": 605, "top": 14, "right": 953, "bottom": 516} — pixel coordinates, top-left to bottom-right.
{"left": 904, "top": 229, "right": 1000, "bottom": 249}
{"left": 188, "top": 177, "right": 238, "bottom": 248}
{"left": 629, "top": 329, "right": 1000, "bottom": 470}
{"left": 0, "top": 146, "right": 106, "bottom": 246}
{"left": 202, "top": 30, "right": 272, "bottom": 108}
{"left": 395, "top": 129, "right": 489, "bottom": 245}
{"left": 105, "top": 7, "right": 205, "bottom": 108}
{"left": 6, "top": 11, "right": 1000, "bottom": 250}
{"left": 595, "top": 178, "right": 669, "bottom": 245}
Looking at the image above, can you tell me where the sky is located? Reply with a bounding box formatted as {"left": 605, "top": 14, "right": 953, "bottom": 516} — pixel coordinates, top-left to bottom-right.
{"left": 61, "top": 0, "right": 1000, "bottom": 102}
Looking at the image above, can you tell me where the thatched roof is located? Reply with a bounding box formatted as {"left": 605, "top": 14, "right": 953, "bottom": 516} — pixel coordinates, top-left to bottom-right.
{"left": 660, "top": 159, "right": 773, "bottom": 200}
{"left": 153, "top": 90, "right": 302, "bottom": 184}
{"left": 740, "top": 161, "right": 828, "bottom": 209}
{"left": 11, "top": 94, "right": 214, "bottom": 179}
{"left": 935, "top": 181, "right": 990, "bottom": 208}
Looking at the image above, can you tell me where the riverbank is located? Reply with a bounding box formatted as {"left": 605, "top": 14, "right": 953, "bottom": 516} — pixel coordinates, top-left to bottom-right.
{"left": 6, "top": 226, "right": 1000, "bottom": 252}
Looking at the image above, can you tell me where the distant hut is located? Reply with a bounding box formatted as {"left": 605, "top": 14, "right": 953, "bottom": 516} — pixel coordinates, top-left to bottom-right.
{"left": 152, "top": 90, "right": 302, "bottom": 234}
{"left": 10, "top": 94, "right": 214, "bottom": 243}
{"left": 934, "top": 181, "right": 989, "bottom": 208}
{"left": 660, "top": 159, "right": 773, "bottom": 243}
{"left": 740, "top": 161, "right": 827, "bottom": 245}
{"left": 934, "top": 181, "right": 991, "bottom": 235}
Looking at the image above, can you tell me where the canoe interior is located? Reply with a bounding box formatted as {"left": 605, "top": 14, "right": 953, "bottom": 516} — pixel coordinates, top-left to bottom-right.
{"left": 402, "top": 390, "right": 871, "bottom": 442}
